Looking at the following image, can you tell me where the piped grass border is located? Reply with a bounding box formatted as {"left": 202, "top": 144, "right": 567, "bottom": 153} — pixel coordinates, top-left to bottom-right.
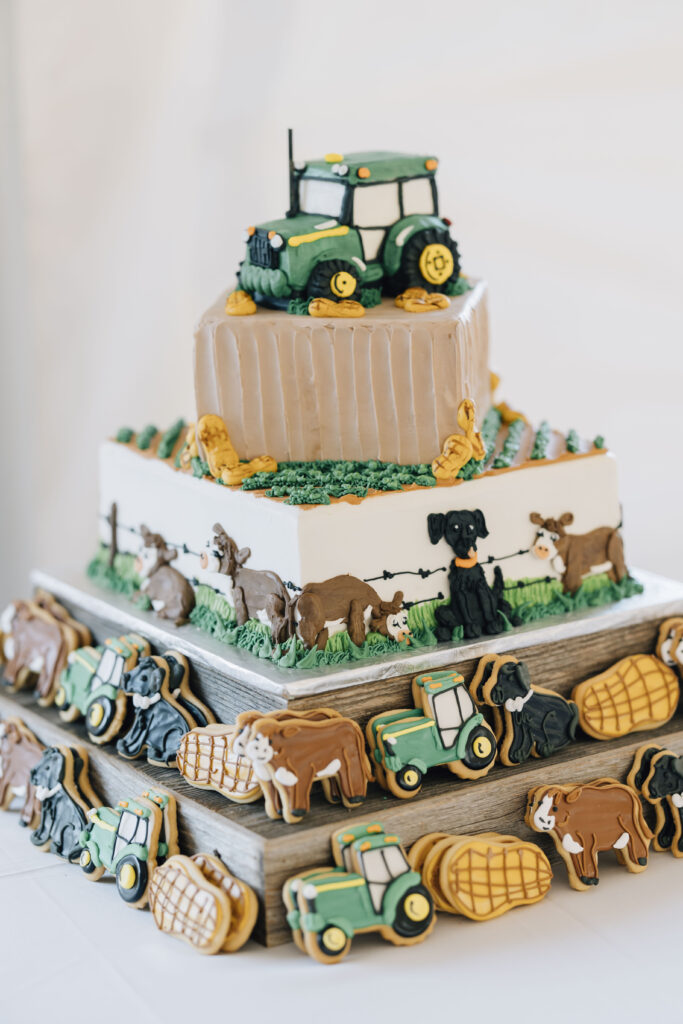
{"left": 504, "top": 572, "right": 644, "bottom": 624}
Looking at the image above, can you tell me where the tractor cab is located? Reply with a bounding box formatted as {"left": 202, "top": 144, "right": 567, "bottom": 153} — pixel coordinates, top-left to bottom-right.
{"left": 349, "top": 833, "right": 413, "bottom": 915}
{"left": 413, "top": 671, "right": 477, "bottom": 749}
{"left": 237, "top": 132, "right": 463, "bottom": 312}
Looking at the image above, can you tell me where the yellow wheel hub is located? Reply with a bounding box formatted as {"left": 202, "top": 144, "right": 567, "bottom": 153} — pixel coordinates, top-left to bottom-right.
{"left": 404, "top": 892, "right": 431, "bottom": 922}
{"left": 118, "top": 864, "right": 137, "bottom": 891}
{"left": 80, "top": 849, "right": 91, "bottom": 867}
{"left": 330, "top": 270, "right": 357, "bottom": 298}
{"left": 418, "top": 243, "right": 454, "bottom": 286}
{"left": 88, "top": 703, "right": 105, "bottom": 728}
{"left": 321, "top": 926, "right": 347, "bottom": 952}
{"left": 473, "top": 735, "right": 493, "bottom": 759}
{"left": 55, "top": 686, "right": 66, "bottom": 707}
{"left": 402, "top": 769, "right": 420, "bottom": 787}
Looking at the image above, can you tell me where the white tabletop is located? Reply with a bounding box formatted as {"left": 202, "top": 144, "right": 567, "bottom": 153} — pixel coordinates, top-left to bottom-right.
{"left": 1, "top": 811, "right": 681, "bottom": 1024}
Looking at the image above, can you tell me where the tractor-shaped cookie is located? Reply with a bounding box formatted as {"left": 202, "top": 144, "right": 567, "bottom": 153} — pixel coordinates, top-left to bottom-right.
{"left": 284, "top": 823, "right": 434, "bottom": 964}
{"left": 55, "top": 633, "right": 150, "bottom": 744}
{"left": 78, "top": 788, "right": 178, "bottom": 908}
{"left": 367, "top": 670, "right": 497, "bottom": 798}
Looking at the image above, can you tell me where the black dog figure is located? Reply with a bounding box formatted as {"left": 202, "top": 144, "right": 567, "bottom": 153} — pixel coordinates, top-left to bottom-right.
{"left": 472, "top": 656, "right": 579, "bottom": 764}
{"left": 116, "top": 657, "right": 191, "bottom": 766}
{"left": 30, "top": 747, "right": 89, "bottom": 861}
{"left": 428, "top": 509, "right": 508, "bottom": 641}
{"left": 630, "top": 746, "right": 683, "bottom": 856}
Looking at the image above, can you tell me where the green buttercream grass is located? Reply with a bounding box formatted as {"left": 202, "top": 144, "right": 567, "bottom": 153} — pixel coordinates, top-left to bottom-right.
{"left": 566, "top": 429, "right": 580, "bottom": 454}
{"left": 86, "top": 545, "right": 149, "bottom": 608}
{"left": 115, "top": 427, "right": 134, "bottom": 443}
{"left": 444, "top": 276, "right": 473, "bottom": 297}
{"left": 492, "top": 417, "right": 526, "bottom": 469}
{"left": 530, "top": 420, "right": 551, "bottom": 460}
{"left": 187, "top": 584, "right": 459, "bottom": 669}
{"left": 242, "top": 459, "right": 437, "bottom": 504}
{"left": 157, "top": 418, "right": 186, "bottom": 460}
{"left": 503, "top": 572, "right": 643, "bottom": 623}
{"left": 458, "top": 407, "right": 502, "bottom": 479}
{"left": 136, "top": 424, "right": 158, "bottom": 451}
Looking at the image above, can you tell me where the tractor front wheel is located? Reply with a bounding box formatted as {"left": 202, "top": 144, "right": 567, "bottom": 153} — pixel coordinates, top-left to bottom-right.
{"left": 306, "top": 260, "right": 360, "bottom": 302}
{"left": 303, "top": 924, "right": 352, "bottom": 965}
{"left": 385, "top": 764, "right": 424, "bottom": 800}
{"left": 79, "top": 847, "right": 105, "bottom": 881}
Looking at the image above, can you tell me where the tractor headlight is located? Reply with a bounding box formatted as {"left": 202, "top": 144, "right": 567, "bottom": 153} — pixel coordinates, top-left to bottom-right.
{"left": 242, "top": 230, "right": 250, "bottom": 242}
{"left": 332, "top": 163, "right": 349, "bottom": 176}
{"left": 269, "top": 233, "right": 284, "bottom": 250}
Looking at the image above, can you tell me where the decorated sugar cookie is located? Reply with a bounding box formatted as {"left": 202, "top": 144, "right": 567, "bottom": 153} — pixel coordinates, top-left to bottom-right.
{"left": 526, "top": 779, "right": 652, "bottom": 890}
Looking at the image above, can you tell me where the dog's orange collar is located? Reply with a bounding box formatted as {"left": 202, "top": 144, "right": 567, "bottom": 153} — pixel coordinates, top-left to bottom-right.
{"left": 454, "top": 553, "right": 478, "bottom": 568}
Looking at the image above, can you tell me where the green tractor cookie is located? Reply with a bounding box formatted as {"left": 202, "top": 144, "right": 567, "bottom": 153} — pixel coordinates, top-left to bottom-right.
{"left": 284, "top": 823, "right": 434, "bottom": 964}
{"left": 55, "top": 633, "right": 150, "bottom": 744}
{"left": 237, "top": 132, "right": 462, "bottom": 314}
{"left": 367, "top": 670, "right": 497, "bottom": 799}
{"left": 78, "top": 788, "right": 178, "bottom": 908}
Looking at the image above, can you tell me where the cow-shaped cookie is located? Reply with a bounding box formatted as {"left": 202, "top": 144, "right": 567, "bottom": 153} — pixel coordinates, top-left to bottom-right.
{"left": 526, "top": 779, "right": 651, "bottom": 890}
{"left": 0, "top": 717, "right": 44, "bottom": 827}
{"left": 240, "top": 714, "right": 373, "bottom": 824}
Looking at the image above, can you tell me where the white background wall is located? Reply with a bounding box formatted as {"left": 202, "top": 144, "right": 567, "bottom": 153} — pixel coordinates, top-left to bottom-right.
{"left": 1, "top": 0, "right": 682, "bottom": 604}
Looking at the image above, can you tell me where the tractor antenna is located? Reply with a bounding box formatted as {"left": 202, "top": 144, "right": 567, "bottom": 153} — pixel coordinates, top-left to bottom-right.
{"left": 287, "top": 128, "right": 299, "bottom": 218}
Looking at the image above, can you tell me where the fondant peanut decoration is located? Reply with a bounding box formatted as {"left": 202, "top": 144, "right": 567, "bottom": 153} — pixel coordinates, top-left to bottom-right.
{"left": 308, "top": 297, "right": 365, "bottom": 318}
{"left": 395, "top": 287, "right": 450, "bottom": 313}
{"left": 196, "top": 414, "right": 276, "bottom": 485}
{"left": 225, "top": 290, "right": 257, "bottom": 316}
{"left": 432, "top": 399, "right": 486, "bottom": 481}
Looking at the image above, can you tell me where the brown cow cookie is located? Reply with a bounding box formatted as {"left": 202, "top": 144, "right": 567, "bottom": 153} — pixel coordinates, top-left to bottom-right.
{"left": 1, "top": 600, "right": 82, "bottom": 705}
{"left": 525, "top": 778, "right": 652, "bottom": 890}
{"left": 0, "top": 717, "right": 45, "bottom": 827}
{"left": 238, "top": 711, "right": 373, "bottom": 824}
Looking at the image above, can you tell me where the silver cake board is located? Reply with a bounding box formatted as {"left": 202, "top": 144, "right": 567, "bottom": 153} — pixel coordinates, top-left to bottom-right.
{"left": 0, "top": 567, "right": 680, "bottom": 946}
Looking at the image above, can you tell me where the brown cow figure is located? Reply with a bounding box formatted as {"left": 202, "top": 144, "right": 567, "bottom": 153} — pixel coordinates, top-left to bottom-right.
{"left": 1, "top": 602, "right": 71, "bottom": 703}
{"left": 199, "top": 524, "right": 294, "bottom": 643}
{"left": 526, "top": 780, "right": 652, "bottom": 890}
{"left": 0, "top": 718, "right": 45, "bottom": 827}
{"left": 295, "top": 575, "right": 411, "bottom": 650}
{"left": 136, "top": 525, "right": 196, "bottom": 626}
{"left": 242, "top": 714, "right": 373, "bottom": 824}
{"left": 529, "top": 512, "right": 627, "bottom": 594}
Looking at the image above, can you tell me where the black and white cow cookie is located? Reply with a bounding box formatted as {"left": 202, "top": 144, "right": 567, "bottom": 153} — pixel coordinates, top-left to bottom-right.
{"left": 628, "top": 745, "right": 683, "bottom": 858}
{"left": 116, "top": 656, "right": 196, "bottom": 767}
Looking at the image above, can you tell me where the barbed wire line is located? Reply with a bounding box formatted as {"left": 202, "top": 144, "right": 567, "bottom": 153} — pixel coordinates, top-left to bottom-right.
{"left": 100, "top": 515, "right": 541, "bottom": 601}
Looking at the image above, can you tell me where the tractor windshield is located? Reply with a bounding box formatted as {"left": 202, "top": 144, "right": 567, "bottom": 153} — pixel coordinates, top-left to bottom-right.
{"left": 299, "top": 178, "right": 346, "bottom": 219}
{"left": 113, "top": 810, "right": 149, "bottom": 859}
{"left": 359, "top": 845, "right": 410, "bottom": 913}
{"left": 95, "top": 648, "right": 123, "bottom": 687}
{"left": 429, "top": 686, "right": 475, "bottom": 748}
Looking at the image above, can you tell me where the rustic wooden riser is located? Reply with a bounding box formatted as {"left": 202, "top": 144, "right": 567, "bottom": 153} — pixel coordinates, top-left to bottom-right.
{"left": 0, "top": 567, "right": 680, "bottom": 946}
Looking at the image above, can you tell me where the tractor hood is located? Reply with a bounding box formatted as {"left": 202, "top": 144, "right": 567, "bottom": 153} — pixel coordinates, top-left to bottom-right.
{"left": 252, "top": 213, "right": 340, "bottom": 240}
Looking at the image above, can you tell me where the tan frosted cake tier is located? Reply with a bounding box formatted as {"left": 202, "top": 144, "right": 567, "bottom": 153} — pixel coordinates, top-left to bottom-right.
{"left": 194, "top": 280, "right": 491, "bottom": 464}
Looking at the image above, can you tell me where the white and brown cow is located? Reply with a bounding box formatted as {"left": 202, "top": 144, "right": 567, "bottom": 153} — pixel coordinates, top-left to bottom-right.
{"left": 294, "top": 575, "right": 411, "bottom": 650}
{"left": 529, "top": 512, "right": 627, "bottom": 594}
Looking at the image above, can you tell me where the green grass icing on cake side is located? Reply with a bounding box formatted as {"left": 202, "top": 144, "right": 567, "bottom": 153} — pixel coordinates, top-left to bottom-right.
{"left": 86, "top": 546, "right": 642, "bottom": 672}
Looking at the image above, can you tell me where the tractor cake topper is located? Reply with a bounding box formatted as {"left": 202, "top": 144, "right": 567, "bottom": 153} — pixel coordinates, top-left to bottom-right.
{"left": 227, "top": 129, "right": 465, "bottom": 318}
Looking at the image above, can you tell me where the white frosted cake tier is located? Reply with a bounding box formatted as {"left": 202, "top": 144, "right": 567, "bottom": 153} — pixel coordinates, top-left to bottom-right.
{"left": 98, "top": 441, "right": 622, "bottom": 609}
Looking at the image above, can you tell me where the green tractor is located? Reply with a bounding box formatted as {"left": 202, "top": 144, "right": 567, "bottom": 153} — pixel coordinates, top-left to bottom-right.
{"left": 237, "top": 130, "right": 462, "bottom": 312}
{"left": 284, "top": 822, "right": 434, "bottom": 964}
{"left": 78, "top": 788, "right": 178, "bottom": 908}
{"left": 54, "top": 633, "right": 150, "bottom": 744}
{"left": 367, "top": 670, "right": 497, "bottom": 799}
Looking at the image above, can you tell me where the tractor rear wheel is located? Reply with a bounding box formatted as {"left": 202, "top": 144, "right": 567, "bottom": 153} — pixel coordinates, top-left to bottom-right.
{"left": 303, "top": 924, "right": 352, "bottom": 964}
{"left": 86, "top": 696, "right": 116, "bottom": 740}
{"left": 116, "top": 855, "right": 149, "bottom": 905}
{"left": 306, "top": 260, "right": 360, "bottom": 302}
{"left": 394, "top": 228, "right": 460, "bottom": 293}
{"left": 459, "top": 723, "right": 497, "bottom": 776}
{"left": 390, "top": 885, "right": 435, "bottom": 942}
